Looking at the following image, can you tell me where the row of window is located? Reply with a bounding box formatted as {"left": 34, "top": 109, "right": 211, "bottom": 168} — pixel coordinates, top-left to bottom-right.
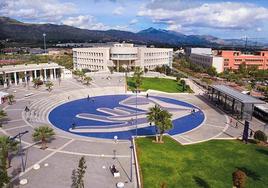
{"left": 74, "top": 51, "right": 171, "bottom": 57}
{"left": 225, "top": 58, "right": 266, "bottom": 62}
{"left": 111, "top": 54, "right": 137, "bottom": 58}
{"left": 75, "top": 52, "right": 104, "bottom": 57}
{"left": 190, "top": 56, "right": 211, "bottom": 62}
{"left": 144, "top": 52, "right": 170, "bottom": 57}
{"left": 77, "top": 58, "right": 104, "bottom": 63}
{"left": 77, "top": 64, "right": 104, "bottom": 70}
{"left": 144, "top": 58, "right": 169, "bottom": 64}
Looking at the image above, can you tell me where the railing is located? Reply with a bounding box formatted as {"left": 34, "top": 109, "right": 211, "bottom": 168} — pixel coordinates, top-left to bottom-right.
{"left": 132, "top": 137, "right": 142, "bottom": 188}
{"left": 111, "top": 54, "right": 138, "bottom": 60}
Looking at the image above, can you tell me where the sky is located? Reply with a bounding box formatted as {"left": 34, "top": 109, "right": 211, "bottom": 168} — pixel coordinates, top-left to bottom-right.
{"left": 1, "top": 0, "right": 268, "bottom": 40}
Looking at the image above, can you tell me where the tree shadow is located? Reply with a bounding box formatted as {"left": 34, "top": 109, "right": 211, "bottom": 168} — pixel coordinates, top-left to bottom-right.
{"left": 248, "top": 139, "right": 258, "bottom": 144}
{"left": 10, "top": 167, "right": 22, "bottom": 187}
{"left": 236, "top": 167, "right": 261, "bottom": 181}
{"left": 256, "top": 148, "right": 268, "bottom": 156}
{"left": 193, "top": 176, "right": 210, "bottom": 188}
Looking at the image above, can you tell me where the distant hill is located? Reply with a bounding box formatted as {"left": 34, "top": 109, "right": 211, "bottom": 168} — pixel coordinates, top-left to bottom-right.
{"left": 0, "top": 17, "right": 267, "bottom": 48}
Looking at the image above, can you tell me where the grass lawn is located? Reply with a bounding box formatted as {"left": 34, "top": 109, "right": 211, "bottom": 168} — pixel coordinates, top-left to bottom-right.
{"left": 127, "top": 77, "right": 191, "bottom": 93}
{"left": 136, "top": 136, "right": 268, "bottom": 188}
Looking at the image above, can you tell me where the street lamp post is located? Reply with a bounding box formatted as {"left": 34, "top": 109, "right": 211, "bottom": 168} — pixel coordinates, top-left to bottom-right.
{"left": 10, "top": 131, "right": 29, "bottom": 172}
{"left": 43, "top": 33, "right": 46, "bottom": 54}
{"left": 130, "top": 144, "right": 133, "bottom": 182}
{"left": 135, "top": 88, "right": 138, "bottom": 137}
{"left": 113, "top": 135, "right": 118, "bottom": 160}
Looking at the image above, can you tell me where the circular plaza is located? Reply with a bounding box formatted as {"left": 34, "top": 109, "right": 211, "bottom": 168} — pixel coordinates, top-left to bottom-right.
{"left": 48, "top": 94, "right": 205, "bottom": 140}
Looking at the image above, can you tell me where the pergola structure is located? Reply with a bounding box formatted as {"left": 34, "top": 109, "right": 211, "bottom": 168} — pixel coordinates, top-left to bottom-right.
{"left": 0, "top": 63, "right": 64, "bottom": 87}
{"left": 208, "top": 85, "right": 265, "bottom": 120}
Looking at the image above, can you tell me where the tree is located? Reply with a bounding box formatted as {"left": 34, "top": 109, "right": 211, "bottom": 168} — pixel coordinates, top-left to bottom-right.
{"left": 45, "top": 81, "right": 53, "bottom": 92}
{"left": 180, "top": 79, "right": 186, "bottom": 91}
{"left": 232, "top": 170, "right": 247, "bottom": 188}
{"left": 254, "top": 130, "right": 267, "bottom": 142}
{"left": 176, "top": 76, "right": 180, "bottom": 83}
{"left": 157, "top": 110, "right": 173, "bottom": 143}
{"left": 147, "top": 105, "right": 162, "bottom": 142}
{"left": 0, "top": 110, "right": 7, "bottom": 127}
{"left": 32, "top": 78, "right": 42, "bottom": 88}
{"left": 7, "top": 94, "right": 14, "bottom": 105}
{"left": 83, "top": 76, "right": 92, "bottom": 86}
{"left": 32, "top": 126, "right": 55, "bottom": 149}
{"left": 0, "top": 166, "right": 9, "bottom": 188}
{"left": 133, "top": 67, "right": 143, "bottom": 91}
{"left": 206, "top": 67, "right": 217, "bottom": 77}
{"left": 0, "top": 136, "right": 19, "bottom": 184}
{"left": 238, "top": 63, "right": 247, "bottom": 76}
{"left": 71, "top": 156, "right": 87, "bottom": 188}
{"left": 79, "top": 70, "right": 86, "bottom": 81}
{"left": 18, "top": 72, "right": 26, "bottom": 82}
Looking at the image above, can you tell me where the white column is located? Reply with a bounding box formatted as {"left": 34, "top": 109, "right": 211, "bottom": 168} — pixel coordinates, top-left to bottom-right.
{"left": 60, "top": 69, "right": 63, "bottom": 78}
{"left": 19, "top": 73, "right": 22, "bottom": 83}
{"left": 34, "top": 70, "right": 37, "bottom": 79}
{"left": 50, "top": 69, "right": 53, "bottom": 80}
{"left": 14, "top": 72, "right": 17, "bottom": 85}
{"left": 117, "top": 60, "right": 119, "bottom": 72}
{"left": 8, "top": 73, "right": 12, "bottom": 85}
{"left": 4, "top": 73, "right": 7, "bottom": 88}
{"left": 44, "top": 69, "right": 47, "bottom": 81}
{"left": 4, "top": 74, "right": 7, "bottom": 88}
{"left": 24, "top": 71, "right": 27, "bottom": 83}
{"left": 29, "top": 71, "right": 33, "bottom": 81}
{"left": 53, "top": 69, "right": 56, "bottom": 79}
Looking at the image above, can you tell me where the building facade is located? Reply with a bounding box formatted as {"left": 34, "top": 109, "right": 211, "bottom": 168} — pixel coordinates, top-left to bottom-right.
{"left": 188, "top": 48, "right": 224, "bottom": 73}
{"left": 218, "top": 50, "right": 268, "bottom": 70}
{"left": 0, "top": 63, "right": 71, "bottom": 87}
{"left": 73, "top": 43, "right": 173, "bottom": 71}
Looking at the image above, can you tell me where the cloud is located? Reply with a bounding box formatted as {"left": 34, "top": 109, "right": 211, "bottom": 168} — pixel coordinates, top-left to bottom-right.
{"left": 62, "top": 15, "right": 109, "bottom": 30}
{"left": 138, "top": 2, "right": 268, "bottom": 31}
{"left": 256, "top": 27, "right": 262, "bottom": 32}
{"left": 0, "top": 0, "right": 76, "bottom": 22}
{"left": 112, "top": 6, "right": 124, "bottom": 15}
{"left": 129, "top": 19, "right": 138, "bottom": 25}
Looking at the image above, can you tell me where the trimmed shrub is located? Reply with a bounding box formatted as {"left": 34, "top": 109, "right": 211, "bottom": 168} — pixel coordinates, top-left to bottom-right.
{"left": 160, "top": 182, "right": 167, "bottom": 188}
{"left": 254, "top": 130, "right": 267, "bottom": 142}
{"left": 232, "top": 170, "right": 247, "bottom": 188}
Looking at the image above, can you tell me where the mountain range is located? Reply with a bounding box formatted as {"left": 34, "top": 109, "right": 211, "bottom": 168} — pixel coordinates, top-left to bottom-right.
{"left": 0, "top": 17, "right": 266, "bottom": 48}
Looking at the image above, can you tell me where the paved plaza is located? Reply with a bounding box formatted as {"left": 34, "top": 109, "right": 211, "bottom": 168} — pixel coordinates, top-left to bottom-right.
{"left": 0, "top": 72, "right": 267, "bottom": 188}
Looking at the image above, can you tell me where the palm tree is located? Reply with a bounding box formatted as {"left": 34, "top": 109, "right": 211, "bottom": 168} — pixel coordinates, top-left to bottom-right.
{"left": 32, "top": 78, "right": 41, "bottom": 88}
{"left": 45, "top": 81, "right": 53, "bottom": 91}
{"left": 71, "top": 156, "right": 87, "bottom": 188}
{"left": 133, "top": 67, "right": 143, "bottom": 91}
{"left": 0, "top": 136, "right": 19, "bottom": 170}
{"left": 147, "top": 105, "right": 162, "bottom": 142}
{"left": 84, "top": 76, "right": 92, "bottom": 86}
{"left": 157, "top": 110, "right": 173, "bottom": 143}
{"left": 0, "top": 110, "right": 7, "bottom": 127}
{"left": 7, "top": 94, "right": 14, "bottom": 105}
{"left": 32, "top": 126, "right": 55, "bottom": 150}
{"left": 78, "top": 70, "right": 86, "bottom": 82}
{"left": 18, "top": 72, "right": 26, "bottom": 84}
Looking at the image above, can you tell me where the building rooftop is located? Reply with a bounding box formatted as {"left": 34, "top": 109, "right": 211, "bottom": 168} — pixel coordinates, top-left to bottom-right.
{"left": 255, "top": 103, "right": 268, "bottom": 113}
{"left": 0, "top": 62, "right": 62, "bottom": 74}
{"left": 210, "top": 85, "right": 265, "bottom": 104}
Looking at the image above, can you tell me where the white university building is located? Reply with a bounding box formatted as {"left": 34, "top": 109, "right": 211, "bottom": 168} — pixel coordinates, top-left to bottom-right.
{"left": 187, "top": 48, "right": 224, "bottom": 73}
{"left": 72, "top": 43, "right": 173, "bottom": 71}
